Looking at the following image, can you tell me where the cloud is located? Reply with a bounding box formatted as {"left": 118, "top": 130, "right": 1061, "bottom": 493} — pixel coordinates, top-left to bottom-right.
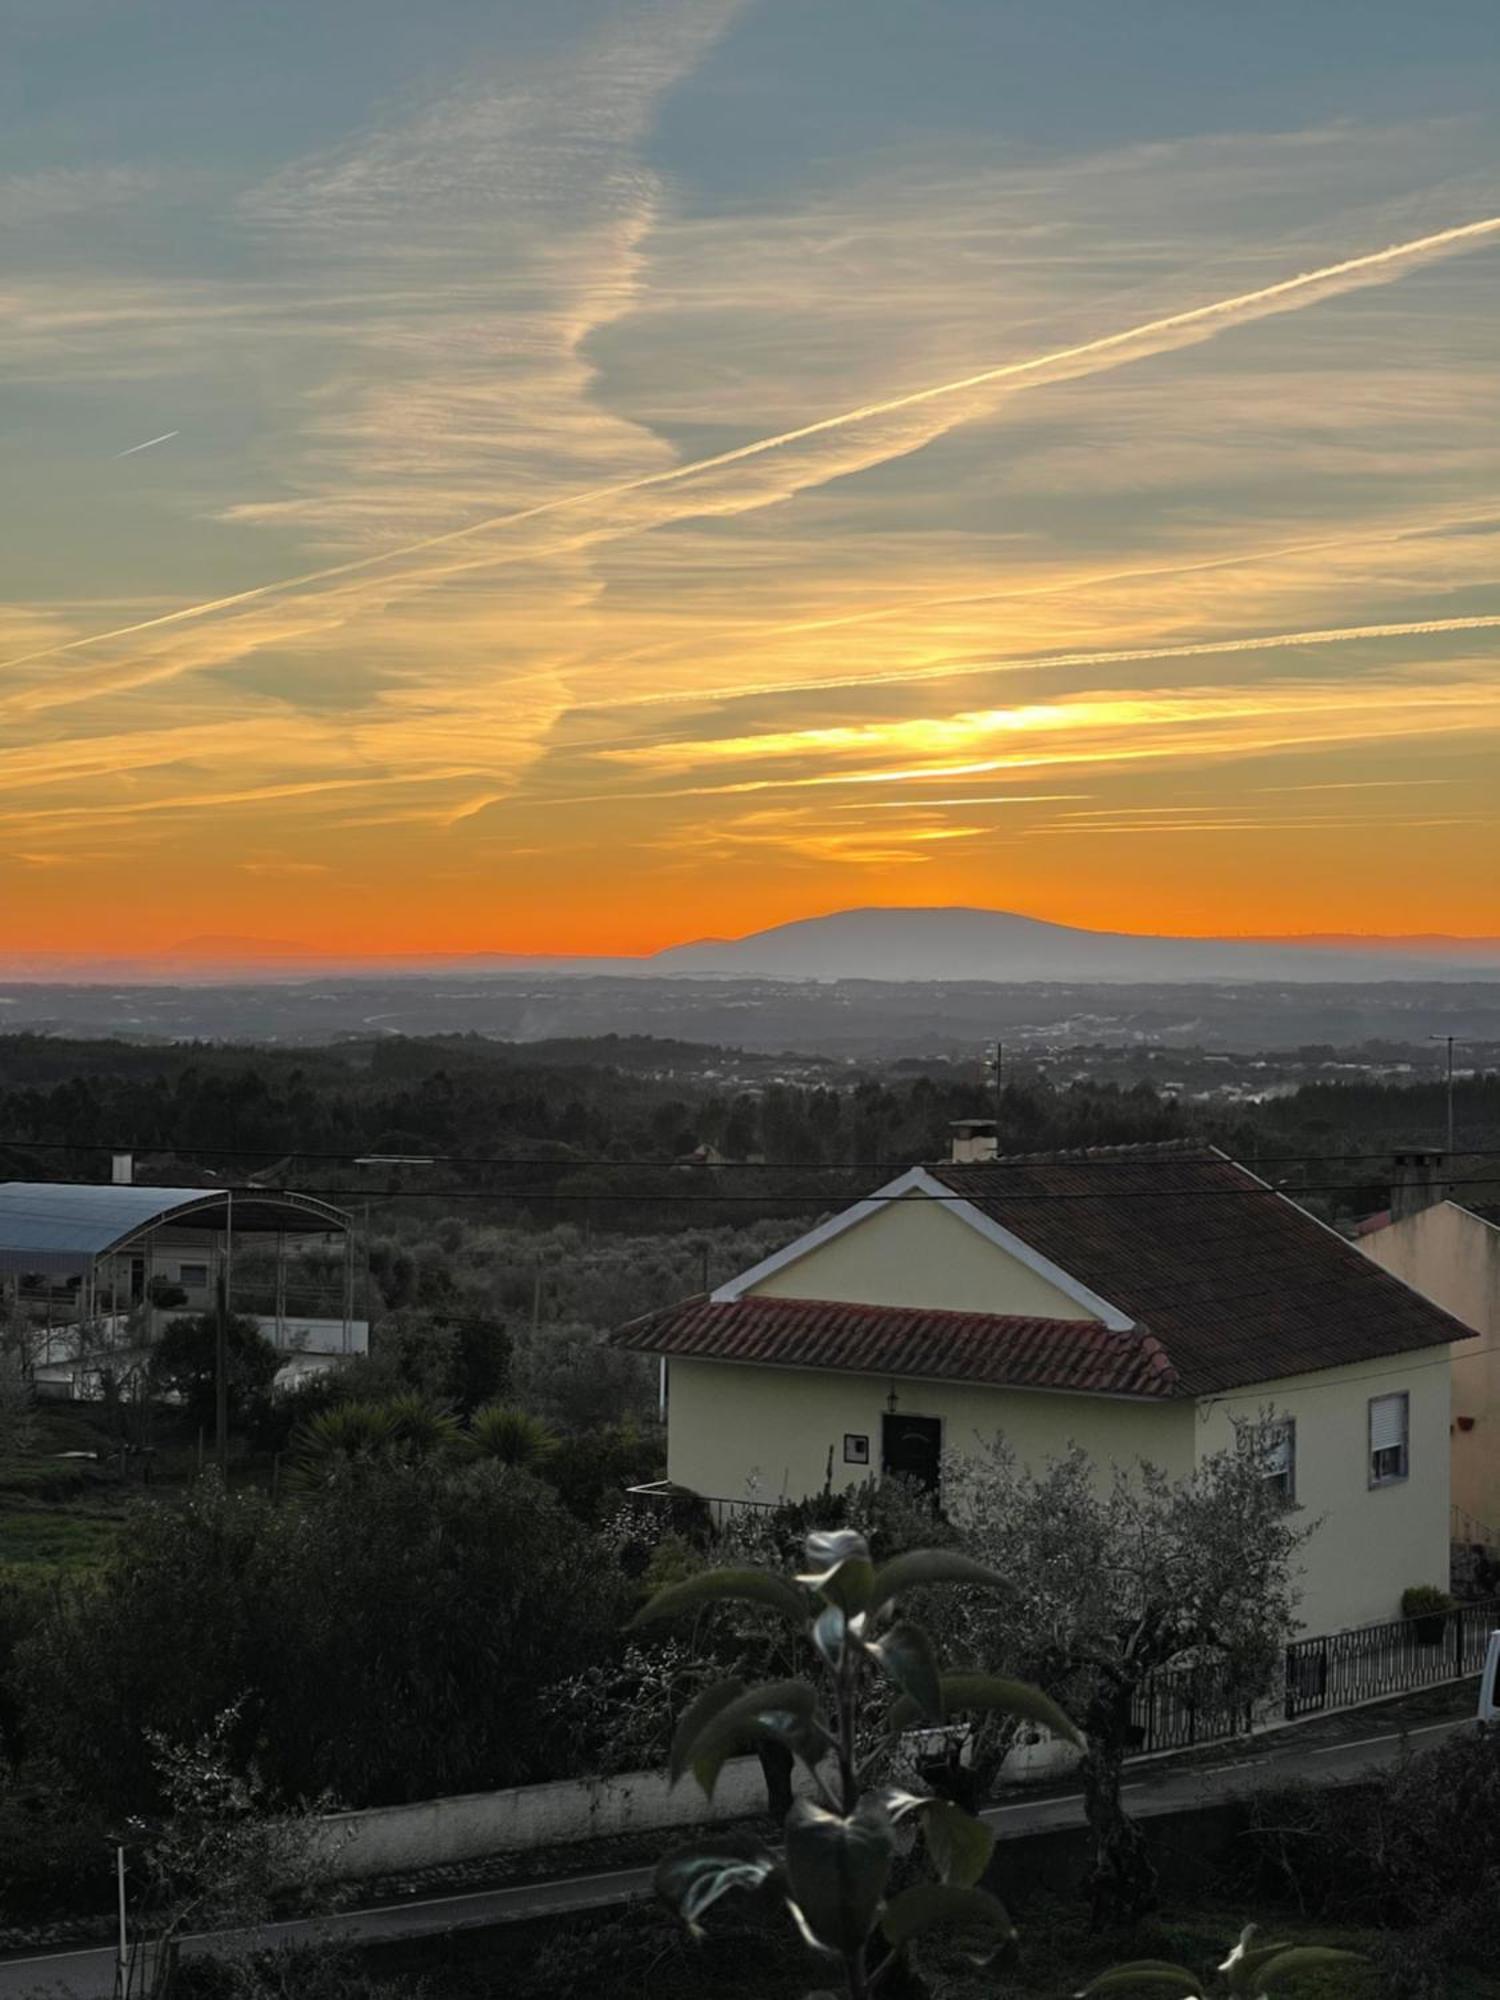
{"left": 2, "top": 90, "right": 1498, "bottom": 941}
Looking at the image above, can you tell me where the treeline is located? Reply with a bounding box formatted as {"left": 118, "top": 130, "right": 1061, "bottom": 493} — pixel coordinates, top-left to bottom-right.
{"left": 0, "top": 1032, "right": 1493, "bottom": 1231}
{"left": 0, "top": 1030, "right": 1199, "bottom": 1172}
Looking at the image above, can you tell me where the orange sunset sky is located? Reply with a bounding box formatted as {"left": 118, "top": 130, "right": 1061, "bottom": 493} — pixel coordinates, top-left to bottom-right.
{"left": 4, "top": 0, "right": 1498, "bottom": 959}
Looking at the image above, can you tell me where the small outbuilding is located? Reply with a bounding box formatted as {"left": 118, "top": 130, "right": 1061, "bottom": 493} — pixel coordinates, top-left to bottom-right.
{"left": 0, "top": 1180, "right": 368, "bottom": 1396}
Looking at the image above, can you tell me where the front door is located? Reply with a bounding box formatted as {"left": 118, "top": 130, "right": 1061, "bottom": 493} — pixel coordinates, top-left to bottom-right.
{"left": 881, "top": 1413, "right": 942, "bottom": 1493}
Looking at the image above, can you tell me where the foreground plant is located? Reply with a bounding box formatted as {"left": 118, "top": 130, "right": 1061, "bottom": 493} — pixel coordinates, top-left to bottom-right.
{"left": 1079, "top": 1922, "right": 1367, "bottom": 1996}
{"left": 634, "top": 1526, "right": 1082, "bottom": 1998}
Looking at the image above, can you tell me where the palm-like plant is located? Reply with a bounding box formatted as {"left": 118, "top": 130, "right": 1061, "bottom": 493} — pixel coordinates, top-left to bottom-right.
{"left": 288, "top": 1395, "right": 462, "bottom": 1487}
{"left": 467, "top": 1401, "right": 560, "bottom": 1469}
{"left": 380, "top": 1392, "right": 464, "bottom": 1456}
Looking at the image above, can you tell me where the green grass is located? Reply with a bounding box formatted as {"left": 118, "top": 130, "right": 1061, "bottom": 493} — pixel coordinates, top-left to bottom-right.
{"left": 0, "top": 1508, "right": 119, "bottom": 1573}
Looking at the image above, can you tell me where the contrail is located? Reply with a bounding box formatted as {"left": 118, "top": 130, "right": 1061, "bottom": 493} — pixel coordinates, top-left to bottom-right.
{"left": 8, "top": 211, "right": 1499, "bottom": 674}
{"left": 111, "top": 431, "right": 180, "bottom": 459}
{"left": 595, "top": 612, "right": 1500, "bottom": 712}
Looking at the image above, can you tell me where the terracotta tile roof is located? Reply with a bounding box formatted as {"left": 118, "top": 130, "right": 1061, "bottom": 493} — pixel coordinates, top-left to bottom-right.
{"left": 931, "top": 1148, "right": 1475, "bottom": 1395}
{"left": 613, "top": 1293, "right": 1181, "bottom": 1398}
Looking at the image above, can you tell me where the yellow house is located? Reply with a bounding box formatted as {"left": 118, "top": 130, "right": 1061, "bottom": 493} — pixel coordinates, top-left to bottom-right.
{"left": 1354, "top": 1159, "right": 1500, "bottom": 1542}
{"left": 614, "top": 1140, "right": 1473, "bottom": 1635}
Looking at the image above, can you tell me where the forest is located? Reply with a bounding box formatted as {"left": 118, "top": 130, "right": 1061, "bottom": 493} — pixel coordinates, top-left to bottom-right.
{"left": 0, "top": 1030, "right": 1494, "bottom": 1235}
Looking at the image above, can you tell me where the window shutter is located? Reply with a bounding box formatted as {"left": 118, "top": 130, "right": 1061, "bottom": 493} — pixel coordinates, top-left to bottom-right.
{"left": 1370, "top": 1394, "right": 1406, "bottom": 1452}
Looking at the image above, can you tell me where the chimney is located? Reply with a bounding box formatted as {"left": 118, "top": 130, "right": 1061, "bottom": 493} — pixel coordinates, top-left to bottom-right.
{"left": 111, "top": 1152, "right": 134, "bottom": 1186}
{"left": 950, "top": 1118, "right": 998, "bottom": 1165}
{"left": 1390, "top": 1150, "right": 1445, "bottom": 1222}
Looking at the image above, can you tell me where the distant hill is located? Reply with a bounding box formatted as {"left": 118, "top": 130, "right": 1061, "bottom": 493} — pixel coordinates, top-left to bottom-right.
{"left": 3, "top": 908, "right": 1497, "bottom": 987}
{"left": 646, "top": 906, "right": 1500, "bottom": 984}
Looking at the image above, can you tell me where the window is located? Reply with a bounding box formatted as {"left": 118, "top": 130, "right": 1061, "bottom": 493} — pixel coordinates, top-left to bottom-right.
{"left": 1263, "top": 1419, "right": 1296, "bottom": 1503}
{"left": 178, "top": 1262, "right": 209, "bottom": 1289}
{"left": 1369, "top": 1392, "right": 1409, "bottom": 1486}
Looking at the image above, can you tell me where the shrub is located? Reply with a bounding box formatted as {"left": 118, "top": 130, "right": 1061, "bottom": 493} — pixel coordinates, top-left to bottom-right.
{"left": 1400, "top": 1585, "right": 1455, "bottom": 1619}
{"left": 149, "top": 1313, "right": 280, "bottom": 1430}
{"left": 467, "top": 1402, "right": 559, "bottom": 1470}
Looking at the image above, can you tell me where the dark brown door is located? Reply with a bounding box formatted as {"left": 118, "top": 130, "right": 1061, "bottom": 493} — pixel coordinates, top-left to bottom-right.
{"left": 881, "top": 1413, "right": 942, "bottom": 1492}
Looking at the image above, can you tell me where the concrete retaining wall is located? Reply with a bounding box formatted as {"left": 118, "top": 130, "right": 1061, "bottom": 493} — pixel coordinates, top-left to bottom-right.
{"left": 308, "top": 1757, "right": 782, "bottom": 1881}
{"left": 309, "top": 1732, "right": 1083, "bottom": 1883}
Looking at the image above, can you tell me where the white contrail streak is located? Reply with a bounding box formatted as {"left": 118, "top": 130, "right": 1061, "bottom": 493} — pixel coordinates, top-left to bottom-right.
{"left": 8, "top": 212, "right": 1499, "bottom": 673}
{"left": 595, "top": 611, "right": 1500, "bottom": 712}
{"left": 111, "top": 431, "right": 180, "bottom": 459}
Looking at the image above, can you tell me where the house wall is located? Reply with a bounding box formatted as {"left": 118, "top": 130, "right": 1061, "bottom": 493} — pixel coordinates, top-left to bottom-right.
{"left": 1196, "top": 1346, "right": 1452, "bottom": 1633}
{"left": 1358, "top": 1203, "right": 1500, "bottom": 1535}
{"left": 746, "top": 1194, "right": 1097, "bottom": 1319}
{"left": 664, "top": 1354, "right": 1195, "bottom": 1504}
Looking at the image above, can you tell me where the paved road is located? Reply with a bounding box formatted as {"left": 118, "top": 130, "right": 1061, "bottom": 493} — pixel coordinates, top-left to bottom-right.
{"left": 0, "top": 1708, "right": 1473, "bottom": 1999}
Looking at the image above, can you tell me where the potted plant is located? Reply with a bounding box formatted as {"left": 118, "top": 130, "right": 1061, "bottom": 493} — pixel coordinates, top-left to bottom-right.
{"left": 1402, "top": 1583, "right": 1456, "bottom": 1645}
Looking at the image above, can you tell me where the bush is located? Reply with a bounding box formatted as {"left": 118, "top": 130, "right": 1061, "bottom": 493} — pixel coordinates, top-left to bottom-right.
{"left": 1400, "top": 1585, "right": 1455, "bottom": 1619}
{"left": 508, "top": 1320, "right": 658, "bottom": 1433}
{"left": 1244, "top": 1730, "right": 1500, "bottom": 1989}
{"left": 545, "top": 1420, "right": 664, "bottom": 1522}
{"left": 150, "top": 1314, "right": 280, "bottom": 1430}
{"left": 14, "top": 1462, "right": 625, "bottom": 1814}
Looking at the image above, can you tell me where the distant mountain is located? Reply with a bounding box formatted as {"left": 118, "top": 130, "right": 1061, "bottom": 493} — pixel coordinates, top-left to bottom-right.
{"left": 3, "top": 908, "right": 1497, "bottom": 987}
{"left": 646, "top": 906, "right": 1500, "bottom": 984}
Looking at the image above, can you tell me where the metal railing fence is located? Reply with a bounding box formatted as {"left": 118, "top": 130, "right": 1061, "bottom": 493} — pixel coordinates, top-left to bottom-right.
{"left": 1283, "top": 1595, "right": 1500, "bottom": 1720}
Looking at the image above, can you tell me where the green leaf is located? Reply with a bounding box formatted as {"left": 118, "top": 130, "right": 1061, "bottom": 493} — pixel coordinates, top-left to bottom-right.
{"left": 630, "top": 1567, "right": 807, "bottom": 1628}
{"left": 868, "top": 1619, "right": 944, "bottom": 1721}
{"left": 918, "top": 1799, "right": 995, "bottom": 1888}
{"left": 1256, "top": 1946, "right": 1369, "bottom": 1988}
{"left": 879, "top": 1882, "right": 1014, "bottom": 1952}
{"left": 888, "top": 1671, "right": 1084, "bottom": 1749}
{"left": 869, "top": 1548, "right": 1010, "bottom": 1608}
{"left": 668, "top": 1677, "right": 746, "bottom": 1785}
{"left": 654, "top": 1840, "right": 778, "bottom": 1935}
{"left": 1222, "top": 1935, "right": 1292, "bottom": 1994}
{"left": 681, "top": 1679, "right": 821, "bottom": 1798}
{"left": 783, "top": 1798, "right": 894, "bottom": 1956}
{"left": 798, "top": 1529, "right": 874, "bottom": 1614}
{"left": 1074, "top": 1964, "right": 1206, "bottom": 1997}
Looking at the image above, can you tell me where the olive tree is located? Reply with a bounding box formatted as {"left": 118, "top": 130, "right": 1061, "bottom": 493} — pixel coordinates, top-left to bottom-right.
{"left": 942, "top": 1434, "right": 1309, "bottom": 1926}
{"left": 635, "top": 1526, "right": 1082, "bottom": 1999}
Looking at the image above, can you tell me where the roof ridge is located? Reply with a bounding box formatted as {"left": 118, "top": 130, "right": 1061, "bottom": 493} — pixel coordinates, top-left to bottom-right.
{"left": 936, "top": 1138, "right": 1224, "bottom": 1166}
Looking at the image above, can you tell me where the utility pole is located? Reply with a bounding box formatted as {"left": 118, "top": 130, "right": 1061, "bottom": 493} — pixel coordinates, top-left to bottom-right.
{"left": 982, "top": 1041, "right": 1003, "bottom": 1126}
{"left": 113, "top": 1842, "right": 129, "bottom": 1999}
{"left": 214, "top": 1263, "right": 229, "bottom": 1478}
{"left": 1430, "top": 1034, "right": 1457, "bottom": 1156}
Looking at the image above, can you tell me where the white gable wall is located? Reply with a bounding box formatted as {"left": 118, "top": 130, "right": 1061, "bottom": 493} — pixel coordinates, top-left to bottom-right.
{"left": 744, "top": 1193, "right": 1098, "bottom": 1319}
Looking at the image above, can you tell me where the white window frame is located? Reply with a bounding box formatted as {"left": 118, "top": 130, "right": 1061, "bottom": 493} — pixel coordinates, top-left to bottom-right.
{"left": 178, "top": 1262, "right": 210, "bottom": 1289}
{"left": 1263, "top": 1417, "right": 1296, "bottom": 1504}
{"left": 1368, "top": 1391, "right": 1410, "bottom": 1488}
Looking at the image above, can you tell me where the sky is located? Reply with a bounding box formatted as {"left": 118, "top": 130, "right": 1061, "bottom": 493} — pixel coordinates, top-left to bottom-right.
{"left": 3, "top": 0, "right": 1499, "bottom": 958}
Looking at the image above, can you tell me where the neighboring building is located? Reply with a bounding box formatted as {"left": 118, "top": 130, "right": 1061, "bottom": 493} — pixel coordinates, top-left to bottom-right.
{"left": 1355, "top": 1154, "right": 1500, "bottom": 1542}
{"left": 0, "top": 1180, "right": 369, "bottom": 1396}
{"left": 613, "top": 1136, "right": 1474, "bottom": 1633}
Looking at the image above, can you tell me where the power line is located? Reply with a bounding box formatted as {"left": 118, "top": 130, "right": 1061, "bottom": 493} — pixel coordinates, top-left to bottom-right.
{"left": 1, "top": 1137, "right": 1498, "bottom": 1174}
{"left": 9, "top": 1174, "right": 1498, "bottom": 1207}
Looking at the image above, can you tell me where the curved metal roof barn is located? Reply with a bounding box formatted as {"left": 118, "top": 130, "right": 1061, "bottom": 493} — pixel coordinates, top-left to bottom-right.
{"left": 0, "top": 1182, "right": 352, "bottom": 1276}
